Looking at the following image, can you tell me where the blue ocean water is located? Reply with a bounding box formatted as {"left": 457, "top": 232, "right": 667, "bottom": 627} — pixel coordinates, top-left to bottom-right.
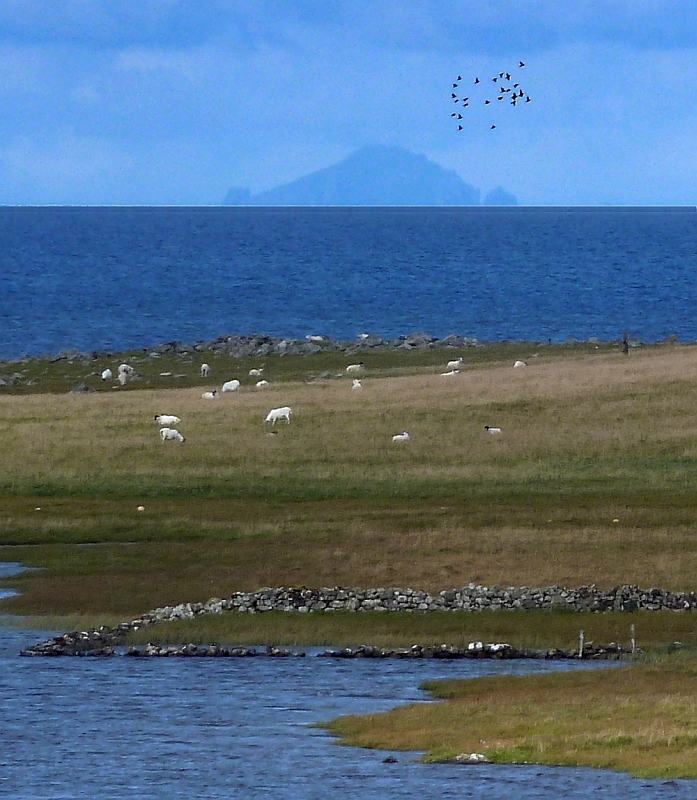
{"left": 1, "top": 206, "right": 696, "bottom": 360}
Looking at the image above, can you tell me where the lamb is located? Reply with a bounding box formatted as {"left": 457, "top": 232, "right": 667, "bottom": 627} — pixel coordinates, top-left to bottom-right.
{"left": 222, "top": 380, "right": 240, "bottom": 392}
{"left": 392, "top": 432, "right": 410, "bottom": 442}
{"left": 154, "top": 414, "right": 181, "bottom": 426}
{"left": 446, "top": 358, "right": 463, "bottom": 371}
{"left": 101, "top": 368, "right": 112, "bottom": 381}
{"left": 484, "top": 426, "right": 502, "bottom": 434}
{"left": 202, "top": 390, "right": 218, "bottom": 399}
{"left": 249, "top": 368, "right": 264, "bottom": 377}
{"left": 346, "top": 362, "right": 364, "bottom": 374}
{"left": 513, "top": 360, "right": 527, "bottom": 368}
{"left": 159, "top": 427, "right": 185, "bottom": 442}
{"left": 351, "top": 379, "right": 362, "bottom": 391}
{"left": 306, "top": 334, "right": 324, "bottom": 342}
{"left": 441, "top": 369, "right": 459, "bottom": 377}
{"left": 200, "top": 363, "right": 211, "bottom": 377}
{"left": 256, "top": 380, "right": 269, "bottom": 389}
{"left": 265, "top": 406, "right": 292, "bottom": 425}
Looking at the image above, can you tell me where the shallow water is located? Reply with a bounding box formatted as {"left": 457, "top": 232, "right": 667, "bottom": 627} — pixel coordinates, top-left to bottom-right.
{"left": 0, "top": 623, "right": 692, "bottom": 799}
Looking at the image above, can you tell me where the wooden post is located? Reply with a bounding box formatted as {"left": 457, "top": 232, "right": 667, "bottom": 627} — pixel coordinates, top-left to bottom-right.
{"left": 630, "top": 624, "right": 636, "bottom": 656}
{"left": 578, "top": 629, "right": 584, "bottom": 659}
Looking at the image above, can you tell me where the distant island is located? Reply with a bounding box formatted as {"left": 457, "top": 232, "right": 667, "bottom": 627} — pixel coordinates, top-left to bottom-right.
{"left": 223, "top": 145, "right": 517, "bottom": 206}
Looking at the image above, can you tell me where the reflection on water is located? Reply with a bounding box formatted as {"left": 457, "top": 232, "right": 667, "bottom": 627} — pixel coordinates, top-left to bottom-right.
{"left": 0, "top": 625, "right": 692, "bottom": 799}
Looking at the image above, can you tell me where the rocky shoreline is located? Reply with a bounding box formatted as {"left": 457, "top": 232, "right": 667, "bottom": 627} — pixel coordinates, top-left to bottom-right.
{"left": 20, "top": 582, "right": 694, "bottom": 658}
{"left": 3, "top": 330, "right": 633, "bottom": 368}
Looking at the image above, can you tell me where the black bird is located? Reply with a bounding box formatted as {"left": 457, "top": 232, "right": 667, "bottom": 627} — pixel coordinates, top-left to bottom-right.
{"left": 457, "top": 113, "right": 463, "bottom": 119}
{"left": 457, "top": 75, "right": 462, "bottom": 80}
{"left": 452, "top": 83, "right": 458, "bottom": 88}
{"left": 474, "top": 77, "right": 480, "bottom": 83}
{"left": 484, "top": 99, "right": 490, "bottom": 104}
{"left": 513, "top": 83, "right": 519, "bottom": 88}
{"left": 451, "top": 112, "right": 456, "bottom": 117}
{"left": 451, "top": 93, "right": 457, "bottom": 98}
{"left": 519, "top": 90, "right": 524, "bottom": 97}
{"left": 497, "top": 96, "right": 503, "bottom": 100}
{"left": 505, "top": 73, "right": 511, "bottom": 80}
{"left": 462, "top": 104, "right": 468, "bottom": 108}
{"left": 499, "top": 72, "right": 504, "bottom": 77}
{"left": 491, "top": 124, "right": 496, "bottom": 129}
{"left": 462, "top": 97, "right": 468, "bottom": 102}
{"left": 453, "top": 99, "right": 459, "bottom": 103}
{"left": 525, "top": 96, "right": 531, "bottom": 102}
{"left": 519, "top": 61, "right": 525, "bottom": 67}
{"left": 458, "top": 125, "right": 463, "bottom": 130}
{"left": 492, "top": 77, "right": 497, "bottom": 82}
{"left": 511, "top": 99, "right": 517, "bottom": 106}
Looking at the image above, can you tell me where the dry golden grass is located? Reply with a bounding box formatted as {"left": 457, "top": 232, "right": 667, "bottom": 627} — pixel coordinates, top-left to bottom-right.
{"left": 2, "top": 344, "right": 697, "bottom": 618}
{"left": 324, "top": 661, "right": 697, "bottom": 778}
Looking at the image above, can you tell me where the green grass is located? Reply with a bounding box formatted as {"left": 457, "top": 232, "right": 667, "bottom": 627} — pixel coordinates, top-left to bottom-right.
{"left": 322, "top": 661, "right": 697, "bottom": 779}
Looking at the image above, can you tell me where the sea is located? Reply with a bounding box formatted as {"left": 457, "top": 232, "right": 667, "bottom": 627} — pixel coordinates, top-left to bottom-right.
{"left": 2, "top": 208, "right": 697, "bottom": 796}
{"left": 0, "top": 206, "right": 696, "bottom": 360}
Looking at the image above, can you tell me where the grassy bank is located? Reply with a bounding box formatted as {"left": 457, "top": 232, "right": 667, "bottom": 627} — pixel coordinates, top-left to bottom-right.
{"left": 4, "top": 341, "right": 697, "bottom": 777}
{"left": 323, "top": 660, "right": 697, "bottom": 779}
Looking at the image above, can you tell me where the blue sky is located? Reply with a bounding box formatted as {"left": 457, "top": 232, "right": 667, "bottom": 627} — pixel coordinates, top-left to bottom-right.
{"left": 0, "top": 0, "right": 695, "bottom": 205}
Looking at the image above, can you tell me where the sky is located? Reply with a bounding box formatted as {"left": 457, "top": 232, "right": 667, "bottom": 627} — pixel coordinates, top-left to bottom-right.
{"left": 0, "top": 0, "right": 696, "bottom": 205}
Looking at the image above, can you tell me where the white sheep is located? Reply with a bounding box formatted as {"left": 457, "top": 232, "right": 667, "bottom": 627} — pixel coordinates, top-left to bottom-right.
{"left": 154, "top": 414, "right": 181, "bottom": 426}
{"left": 441, "top": 369, "right": 459, "bottom": 377}
{"left": 513, "top": 360, "right": 527, "bottom": 368}
{"left": 351, "top": 379, "right": 362, "bottom": 391}
{"left": 392, "top": 432, "right": 410, "bottom": 442}
{"left": 159, "top": 427, "right": 185, "bottom": 442}
{"left": 306, "top": 334, "right": 324, "bottom": 342}
{"left": 202, "top": 390, "right": 218, "bottom": 399}
{"left": 101, "top": 368, "right": 112, "bottom": 381}
{"left": 222, "top": 379, "right": 240, "bottom": 393}
{"left": 200, "top": 363, "right": 211, "bottom": 377}
{"left": 117, "top": 364, "right": 134, "bottom": 386}
{"left": 346, "top": 362, "right": 364, "bottom": 374}
{"left": 484, "top": 426, "right": 502, "bottom": 434}
{"left": 256, "top": 380, "right": 269, "bottom": 389}
{"left": 265, "top": 406, "right": 292, "bottom": 425}
{"left": 446, "top": 358, "right": 463, "bottom": 371}
{"left": 249, "top": 367, "right": 264, "bottom": 377}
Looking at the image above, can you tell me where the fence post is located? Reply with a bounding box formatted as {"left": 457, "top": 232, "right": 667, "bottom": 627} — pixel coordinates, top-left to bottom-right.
{"left": 630, "top": 624, "right": 636, "bottom": 656}
{"left": 578, "top": 629, "right": 584, "bottom": 659}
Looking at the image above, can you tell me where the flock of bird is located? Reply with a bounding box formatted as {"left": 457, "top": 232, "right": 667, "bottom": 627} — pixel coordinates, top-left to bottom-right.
{"left": 450, "top": 61, "right": 530, "bottom": 131}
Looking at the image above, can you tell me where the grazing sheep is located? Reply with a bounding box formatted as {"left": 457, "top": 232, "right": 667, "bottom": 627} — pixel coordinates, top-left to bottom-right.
{"left": 392, "top": 432, "right": 410, "bottom": 442}
{"left": 484, "top": 426, "right": 502, "bottom": 434}
{"left": 346, "top": 362, "right": 364, "bottom": 374}
{"left": 256, "top": 380, "right": 269, "bottom": 389}
{"left": 200, "top": 363, "right": 211, "bottom": 377}
{"left": 222, "top": 379, "right": 240, "bottom": 393}
{"left": 351, "top": 379, "right": 362, "bottom": 391}
{"left": 306, "top": 334, "right": 324, "bottom": 342}
{"left": 441, "top": 369, "right": 459, "bottom": 377}
{"left": 159, "top": 427, "right": 185, "bottom": 442}
{"left": 154, "top": 414, "right": 181, "bottom": 426}
{"left": 446, "top": 358, "right": 463, "bottom": 371}
{"left": 117, "top": 364, "right": 134, "bottom": 386}
{"left": 265, "top": 406, "right": 292, "bottom": 425}
{"left": 101, "top": 368, "right": 112, "bottom": 381}
{"left": 357, "top": 333, "right": 370, "bottom": 340}
{"left": 249, "top": 368, "right": 264, "bottom": 377}
{"left": 513, "top": 360, "right": 527, "bottom": 368}
{"left": 202, "top": 390, "right": 218, "bottom": 399}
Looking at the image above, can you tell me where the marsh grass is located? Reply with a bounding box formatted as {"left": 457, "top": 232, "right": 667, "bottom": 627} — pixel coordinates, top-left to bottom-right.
{"left": 2, "top": 345, "right": 697, "bottom": 621}
{"left": 323, "top": 661, "right": 697, "bottom": 779}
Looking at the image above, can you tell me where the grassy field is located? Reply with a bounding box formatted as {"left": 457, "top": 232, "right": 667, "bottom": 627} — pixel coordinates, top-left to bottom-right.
{"left": 323, "top": 660, "right": 697, "bottom": 779}
{"left": 4, "top": 341, "right": 697, "bottom": 777}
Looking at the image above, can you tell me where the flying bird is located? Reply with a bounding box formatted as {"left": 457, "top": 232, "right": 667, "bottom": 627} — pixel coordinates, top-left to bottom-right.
{"left": 458, "top": 125, "right": 463, "bottom": 130}
{"left": 519, "top": 61, "right": 525, "bottom": 67}
{"left": 474, "top": 77, "right": 480, "bottom": 83}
